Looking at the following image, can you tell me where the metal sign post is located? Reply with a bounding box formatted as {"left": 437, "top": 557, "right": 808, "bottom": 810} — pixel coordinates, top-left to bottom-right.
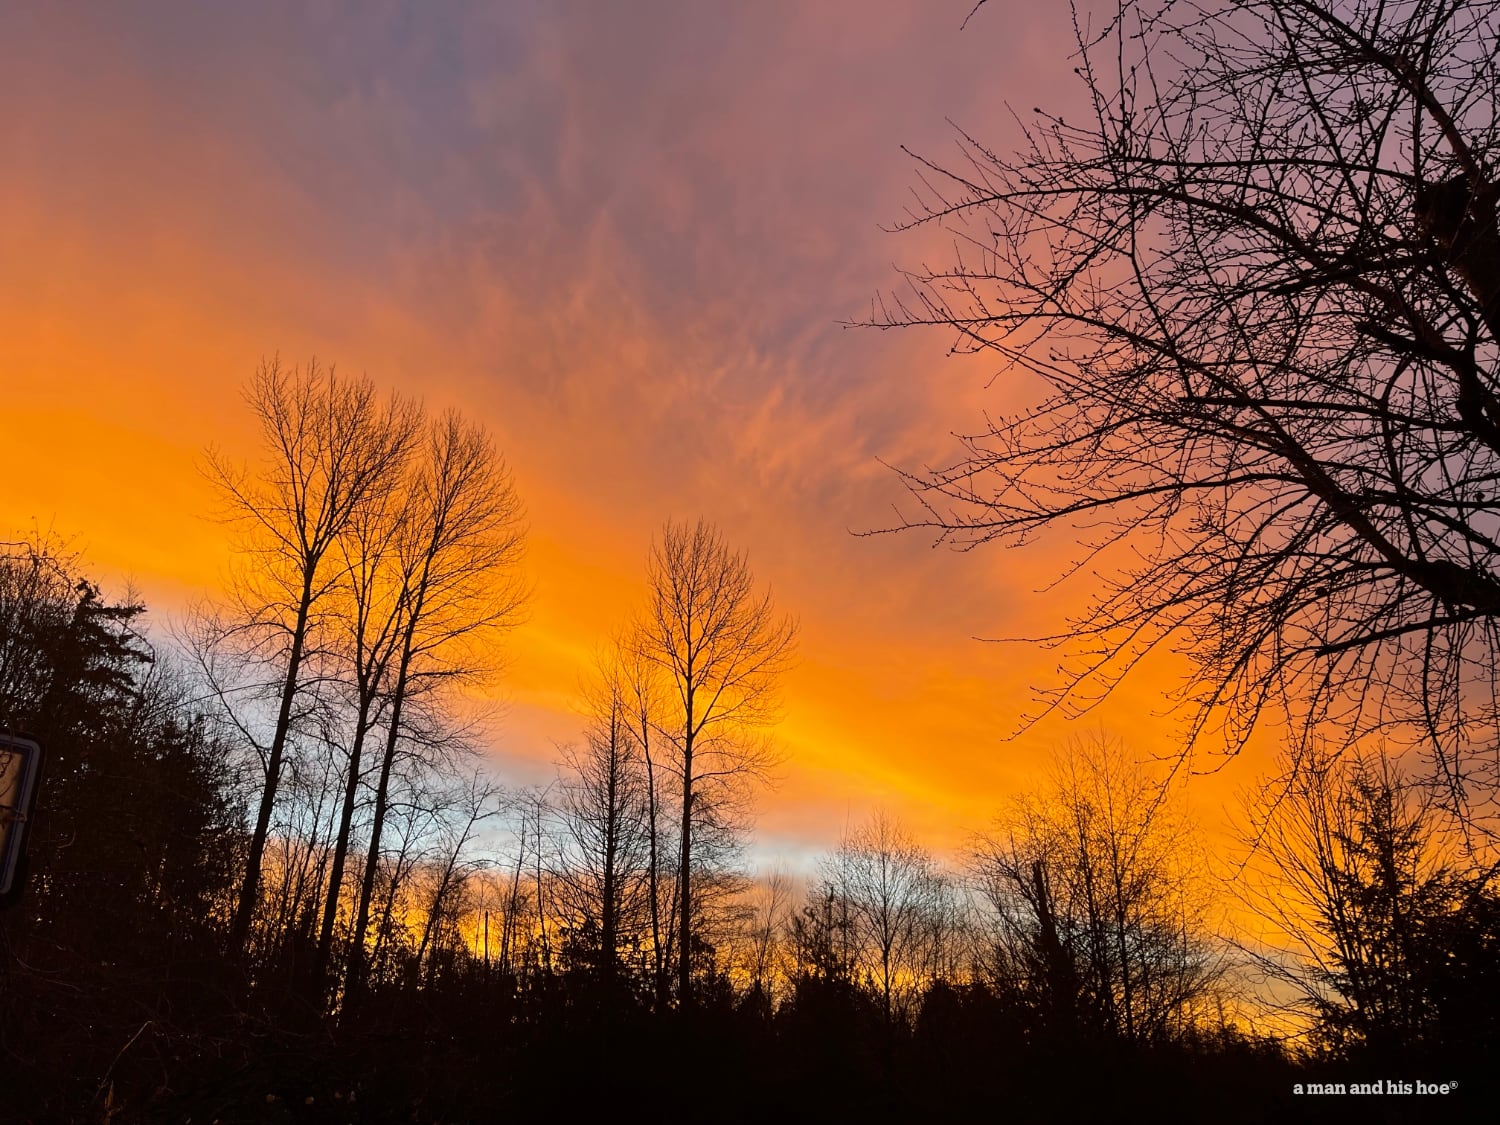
{"left": 1, "top": 733, "right": 42, "bottom": 900}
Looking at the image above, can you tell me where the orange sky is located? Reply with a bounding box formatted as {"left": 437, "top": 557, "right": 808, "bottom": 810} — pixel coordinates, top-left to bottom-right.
{"left": 0, "top": 1, "right": 1281, "bottom": 867}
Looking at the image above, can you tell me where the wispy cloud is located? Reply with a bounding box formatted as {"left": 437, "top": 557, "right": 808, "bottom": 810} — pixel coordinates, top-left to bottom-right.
{"left": 1, "top": 0, "right": 1216, "bottom": 858}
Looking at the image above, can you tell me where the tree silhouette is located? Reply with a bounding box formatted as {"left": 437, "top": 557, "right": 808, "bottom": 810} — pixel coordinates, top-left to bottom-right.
{"left": 866, "top": 0, "right": 1500, "bottom": 801}
{"left": 552, "top": 651, "right": 653, "bottom": 994}
{"left": 619, "top": 632, "right": 677, "bottom": 1009}
{"left": 1244, "top": 744, "right": 1500, "bottom": 1063}
{"left": 344, "top": 410, "right": 527, "bottom": 1002}
{"left": 312, "top": 458, "right": 411, "bottom": 992}
{"left": 639, "top": 519, "right": 796, "bottom": 1010}
{"left": 829, "top": 811, "right": 946, "bottom": 1025}
{"left": 204, "top": 359, "right": 420, "bottom": 956}
{"left": 971, "top": 735, "right": 1218, "bottom": 1045}
{"left": 1, "top": 543, "right": 239, "bottom": 1120}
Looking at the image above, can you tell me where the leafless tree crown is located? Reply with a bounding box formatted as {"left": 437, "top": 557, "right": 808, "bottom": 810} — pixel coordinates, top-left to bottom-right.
{"left": 865, "top": 0, "right": 1500, "bottom": 801}
{"left": 639, "top": 517, "right": 797, "bottom": 1005}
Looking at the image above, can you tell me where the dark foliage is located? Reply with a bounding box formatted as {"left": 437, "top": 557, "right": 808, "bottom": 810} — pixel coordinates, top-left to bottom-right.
{"left": 1, "top": 544, "right": 243, "bottom": 1121}
{"left": 5, "top": 543, "right": 1499, "bottom": 1124}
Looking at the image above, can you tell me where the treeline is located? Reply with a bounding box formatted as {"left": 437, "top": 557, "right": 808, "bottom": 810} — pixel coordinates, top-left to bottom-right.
{"left": 3, "top": 363, "right": 1499, "bottom": 1123}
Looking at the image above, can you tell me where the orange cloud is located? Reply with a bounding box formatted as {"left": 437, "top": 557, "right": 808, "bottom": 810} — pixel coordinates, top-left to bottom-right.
{"left": 0, "top": 1, "right": 1274, "bottom": 869}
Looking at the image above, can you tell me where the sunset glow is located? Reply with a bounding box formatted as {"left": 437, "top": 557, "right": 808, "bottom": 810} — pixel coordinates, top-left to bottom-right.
{"left": 13, "top": 4, "right": 1500, "bottom": 1119}
{"left": 1, "top": 0, "right": 1265, "bottom": 863}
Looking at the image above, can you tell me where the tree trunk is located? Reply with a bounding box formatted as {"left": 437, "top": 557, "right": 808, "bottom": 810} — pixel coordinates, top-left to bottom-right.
{"left": 600, "top": 709, "right": 619, "bottom": 986}
{"left": 642, "top": 719, "right": 666, "bottom": 1009}
{"left": 677, "top": 718, "right": 693, "bottom": 1010}
{"left": 230, "top": 573, "right": 313, "bottom": 956}
{"left": 344, "top": 534, "right": 436, "bottom": 1003}
{"left": 313, "top": 697, "right": 376, "bottom": 992}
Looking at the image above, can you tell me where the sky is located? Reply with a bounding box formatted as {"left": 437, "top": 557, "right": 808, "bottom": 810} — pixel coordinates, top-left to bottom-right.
{"left": 0, "top": 0, "right": 1272, "bottom": 866}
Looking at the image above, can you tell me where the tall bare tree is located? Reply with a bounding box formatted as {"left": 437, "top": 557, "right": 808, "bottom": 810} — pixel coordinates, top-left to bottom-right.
{"left": 552, "top": 652, "right": 653, "bottom": 989}
{"left": 0, "top": 540, "right": 74, "bottom": 731}
{"left": 344, "top": 409, "right": 527, "bottom": 1000}
{"left": 619, "top": 632, "right": 676, "bottom": 1008}
{"left": 312, "top": 471, "right": 410, "bottom": 989}
{"left": 206, "top": 359, "right": 420, "bottom": 955}
{"left": 639, "top": 518, "right": 796, "bottom": 1009}
{"left": 866, "top": 0, "right": 1500, "bottom": 806}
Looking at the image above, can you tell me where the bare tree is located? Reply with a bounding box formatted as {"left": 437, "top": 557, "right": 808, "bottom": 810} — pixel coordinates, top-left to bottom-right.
{"left": 740, "top": 865, "right": 794, "bottom": 1002}
{"left": 313, "top": 472, "right": 410, "bottom": 988}
{"left": 205, "top": 359, "right": 420, "bottom": 955}
{"left": 619, "top": 632, "right": 676, "bottom": 1008}
{"left": 639, "top": 518, "right": 796, "bottom": 1009}
{"left": 971, "top": 735, "right": 1219, "bottom": 1044}
{"left": 360, "top": 785, "right": 440, "bottom": 989}
{"left": 916, "top": 868, "right": 976, "bottom": 989}
{"left": 523, "top": 787, "right": 556, "bottom": 977}
{"left": 496, "top": 796, "right": 536, "bottom": 978}
{"left": 261, "top": 732, "right": 342, "bottom": 973}
{"left": 831, "top": 811, "right": 942, "bottom": 1025}
{"left": 411, "top": 769, "right": 502, "bottom": 989}
{"left": 865, "top": 0, "right": 1500, "bottom": 806}
{"left": 344, "top": 410, "right": 527, "bottom": 1000}
{"left": 551, "top": 652, "right": 653, "bottom": 989}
